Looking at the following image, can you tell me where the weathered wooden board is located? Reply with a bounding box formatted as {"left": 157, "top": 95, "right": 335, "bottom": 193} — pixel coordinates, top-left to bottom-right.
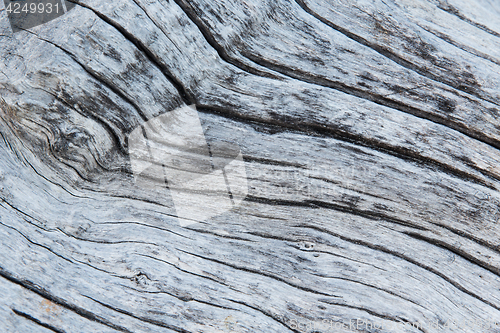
{"left": 1, "top": 0, "right": 500, "bottom": 332}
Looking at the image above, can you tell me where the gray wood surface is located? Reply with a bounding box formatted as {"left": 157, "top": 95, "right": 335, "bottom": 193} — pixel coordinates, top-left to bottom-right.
{"left": 1, "top": 0, "right": 500, "bottom": 332}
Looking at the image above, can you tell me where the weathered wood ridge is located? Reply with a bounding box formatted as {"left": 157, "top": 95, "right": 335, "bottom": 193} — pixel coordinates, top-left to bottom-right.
{"left": 1, "top": 0, "right": 500, "bottom": 331}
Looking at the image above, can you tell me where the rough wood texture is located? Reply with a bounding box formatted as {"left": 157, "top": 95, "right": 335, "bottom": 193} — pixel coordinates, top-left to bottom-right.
{"left": 1, "top": 0, "right": 500, "bottom": 332}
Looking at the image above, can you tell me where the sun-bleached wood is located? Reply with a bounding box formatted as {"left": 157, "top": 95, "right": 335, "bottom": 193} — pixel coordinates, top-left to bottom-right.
{"left": 1, "top": 0, "right": 500, "bottom": 332}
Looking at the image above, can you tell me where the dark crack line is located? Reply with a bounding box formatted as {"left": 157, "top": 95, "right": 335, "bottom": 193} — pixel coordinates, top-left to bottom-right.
{"left": 66, "top": 0, "right": 195, "bottom": 105}
{"left": 436, "top": 2, "right": 500, "bottom": 38}
{"left": 0, "top": 197, "right": 49, "bottom": 231}
{"left": 245, "top": 195, "right": 428, "bottom": 231}
{"left": 22, "top": 29, "right": 149, "bottom": 122}
{"left": 0, "top": 220, "right": 74, "bottom": 264}
{"left": 316, "top": 300, "right": 427, "bottom": 333}
{"left": 121, "top": 284, "right": 236, "bottom": 310}
{"left": 129, "top": 0, "right": 184, "bottom": 55}
{"left": 0, "top": 267, "right": 134, "bottom": 333}
{"left": 11, "top": 309, "right": 67, "bottom": 333}
{"left": 17, "top": 0, "right": 500, "bottom": 190}
{"left": 226, "top": 299, "right": 299, "bottom": 333}
{"left": 416, "top": 23, "right": 500, "bottom": 67}
{"left": 430, "top": 222, "right": 500, "bottom": 255}
{"left": 245, "top": 231, "right": 390, "bottom": 272}
{"left": 246, "top": 195, "right": 500, "bottom": 280}
{"left": 168, "top": 0, "right": 500, "bottom": 147}
{"left": 5, "top": 102, "right": 111, "bottom": 181}
{"left": 25, "top": 86, "right": 121, "bottom": 174}
{"left": 243, "top": 155, "right": 308, "bottom": 169}
{"left": 297, "top": 248, "right": 389, "bottom": 272}
{"left": 97, "top": 221, "right": 192, "bottom": 240}
{"left": 174, "top": 0, "right": 500, "bottom": 142}
{"left": 56, "top": 226, "right": 158, "bottom": 245}
{"left": 0, "top": 119, "right": 97, "bottom": 200}
{"left": 83, "top": 295, "right": 194, "bottom": 333}
{"left": 241, "top": 50, "right": 500, "bottom": 155}
{"left": 294, "top": 0, "right": 500, "bottom": 108}
{"left": 197, "top": 105, "right": 498, "bottom": 190}
{"left": 403, "top": 231, "right": 500, "bottom": 278}
{"left": 136, "top": 253, "right": 229, "bottom": 287}
{"left": 0, "top": 122, "right": 15, "bottom": 153}
{"left": 310, "top": 273, "right": 429, "bottom": 311}
{"left": 177, "top": 248, "right": 342, "bottom": 298}
{"left": 171, "top": 0, "right": 283, "bottom": 80}
{"left": 184, "top": 226, "right": 256, "bottom": 242}
{"left": 306, "top": 198, "right": 500, "bottom": 255}
{"left": 237, "top": 190, "right": 500, "bottom": 257}
{"left": 47, "top": 90, "right": 129, "bottom": 155}
{"left": 0, "top": 103, "right": 31, "bottom": 164}
{"left": 244, "top": 231, "right": 391, "bottom": 272}
{"left": 297, "top": 223, "right": 500, "bottom": 313}
{"left": 54, "top": 156, "right": 92, "bottom": 182}
{"left": 0, "top": 216, "right": 137, "bottom": 279}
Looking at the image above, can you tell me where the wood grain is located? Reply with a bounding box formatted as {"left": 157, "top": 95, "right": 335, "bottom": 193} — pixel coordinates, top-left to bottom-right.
{"left": 0, "top": 0, "right": 499, "bottom": 332}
